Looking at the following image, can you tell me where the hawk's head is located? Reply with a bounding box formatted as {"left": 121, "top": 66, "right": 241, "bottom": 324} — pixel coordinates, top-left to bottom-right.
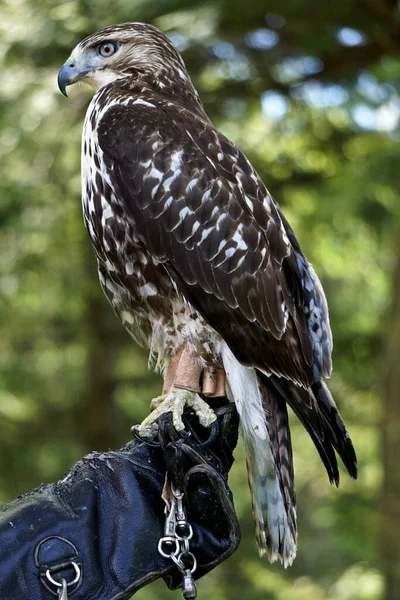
{"left": 58, "top": 22, "right": 189, "bottom": 96}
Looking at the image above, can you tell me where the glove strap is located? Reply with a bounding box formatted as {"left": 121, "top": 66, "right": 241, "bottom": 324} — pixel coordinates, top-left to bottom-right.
{"left": 158, "top": 483, "right": 198, "bottom": 599}
{"left": 35, "top": 536, "right": 82, "bottom": 598}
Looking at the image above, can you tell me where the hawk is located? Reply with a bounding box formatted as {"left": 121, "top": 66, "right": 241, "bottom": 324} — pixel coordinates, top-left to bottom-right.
{"left": 58, "top": 22, "right": 357, "bottom": 566}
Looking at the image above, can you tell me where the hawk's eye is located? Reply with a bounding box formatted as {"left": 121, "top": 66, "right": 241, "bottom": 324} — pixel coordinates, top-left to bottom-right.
{"left": 98, "top": 42, "right": 117, "bottom": 58}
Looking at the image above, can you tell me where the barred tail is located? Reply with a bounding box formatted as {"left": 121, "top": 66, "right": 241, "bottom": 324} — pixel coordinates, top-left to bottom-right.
{"left": 222, "top": 345, "right": 297, "bottom": 566}
{"left": 222, "top": 342, "right": 357, "bottom": 566}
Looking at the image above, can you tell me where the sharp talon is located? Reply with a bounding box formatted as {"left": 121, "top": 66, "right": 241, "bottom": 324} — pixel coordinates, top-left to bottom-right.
{"left": 196, "top": 419, "right": 219, "bottom": 449}
{"left": 131, "top": 426, "right": 161, "bottom": 447}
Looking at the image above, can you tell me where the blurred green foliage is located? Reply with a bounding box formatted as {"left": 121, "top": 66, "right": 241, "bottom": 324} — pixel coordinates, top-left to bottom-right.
{"left": 1, "top": 0, "right": 399, "bottom": 598}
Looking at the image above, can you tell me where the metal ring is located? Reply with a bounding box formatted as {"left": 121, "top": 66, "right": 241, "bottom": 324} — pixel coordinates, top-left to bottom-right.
{"left": 179, "top": 551, "right": 197, "bottom": 574}
{"left": 158, "top": 536, "right": 180, "bottom": 558}
{"left": 181, "top": 538, "right": 190, "bottom": 555}
{"left": 170, "top": 554, "right": 186, "bottom": 574}
{"left": 171, "top": 551, "right": 197, "bottom": 574}
{"left": 196, "top": 419, "right": 219, "bottom": 449}
{"left": 131, "top": 426, "right": 161, "bottom": 447}
{"left": 45, "top": 562, "right": 81, "bottom": 588}
{"left": 175, "top": 522, "right": 193, "bottom": 541}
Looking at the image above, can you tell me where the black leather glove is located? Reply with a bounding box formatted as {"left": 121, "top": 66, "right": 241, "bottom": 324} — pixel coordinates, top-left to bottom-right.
{"left": 0, "top": 403, "right": 240, "bottom": 599}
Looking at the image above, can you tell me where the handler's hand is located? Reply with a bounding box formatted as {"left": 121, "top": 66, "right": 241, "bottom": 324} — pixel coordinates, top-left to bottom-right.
{"left": 0, "top": 402, "right": 240, "bottom": 599}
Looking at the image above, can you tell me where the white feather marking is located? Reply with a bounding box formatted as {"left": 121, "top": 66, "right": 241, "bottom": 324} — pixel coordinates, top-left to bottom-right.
{"left": 192, "top": 222, "right": 200, "bottom": 235}
{"left": 170, "top": 149, "right": 184, "bottom": 171}
{"left": 160, "top": 196, "right": 173, "bottom": 212}
{"left": 132, "top": 99, "right": 156, "bottom": 108}
{"left": 148, "top": 167, "right": 164, "bottom": 181}
{"left": 86, "top": 219, "right": 96, "bottom": 240}
{"left": 216, "top": 213, "right": 228, "bottom": 229}
{"left": 160, "top": 174, "right": 173, "bottom": 194}
{"left": 163, "top": 151, "right": 183, "bottom": 191}
{"left": 202, "top": 189, "right": 212, "bottom": 203}
{"left": 121, "top": 310, "right": 134, "bottom": 324}
{"left": 85, "top": 69, "right": 124, "bottom": 90}
{"left": 177, "top": 68, "right": 186, "bottom": 80}
{"left": 186, "top": 177, "right": 199, "bottom": 192}
{"left": 101, "top": 204, "right": 113, "bottom": 224}
{"left": 262, "top": 194, "right": 272, "bottom": 216}
{"left": 105, "top": 278, "right": 116, "bottom": 293}
{"left": 151, "top": 183, "right": 161, "bottom": 199}
{"left": 199, "top": 227, "right": 213, "bottom": 243}
{"left": 232, "top": 231, "right": 247, "bottom": 251}
{"left": 213, "top": 245, "right": 236, "bottom": 268}
{"left": 217, "top": 239, "right": 227, "bottom": 253}
{"left": 280, "top": 222, "right": 290, "bottom": 246}
{"left": 138, "top": 283, "right": 157, "bottom": 297}
{"left": 179, "top": 206, "right": 191, "bottom": 220}
{"left": 245, "top": 197, "right": 254, "bottom": 212}
{"left": 88, "top": 196, "right": 95, "bottom": 214}
{"left": 169, "top": 214, "right": 183, "bottom": 232}
{"left": 237, "top": 255, "right": 246, "bottom": 269}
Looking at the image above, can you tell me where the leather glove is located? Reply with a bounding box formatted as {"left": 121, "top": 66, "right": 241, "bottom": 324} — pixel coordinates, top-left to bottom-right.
{"left": 0, "top": 402, "right": 240, "bottom": 599}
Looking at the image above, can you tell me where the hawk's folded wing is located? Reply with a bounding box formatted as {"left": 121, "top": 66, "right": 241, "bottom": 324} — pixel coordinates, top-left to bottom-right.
{"left": 97, "top": 100, "right": 333, "bottom": 387}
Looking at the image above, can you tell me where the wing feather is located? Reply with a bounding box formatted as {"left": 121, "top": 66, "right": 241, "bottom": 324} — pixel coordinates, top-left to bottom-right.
{"left": 97, "top": 99, "right": 331, "bottom": 386}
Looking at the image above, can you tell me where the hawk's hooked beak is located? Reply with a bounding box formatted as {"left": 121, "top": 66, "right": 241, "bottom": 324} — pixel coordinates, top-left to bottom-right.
{"left": 58, "top": 62, "right": 91, "bottom": 97}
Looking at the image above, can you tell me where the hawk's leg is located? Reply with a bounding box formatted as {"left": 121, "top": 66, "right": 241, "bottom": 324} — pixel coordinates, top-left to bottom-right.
{"left": 138, "top": 347, "right": 220, "bottom": 436}
{"left": 161, "top": 347, "right": 184, "bottom": 395}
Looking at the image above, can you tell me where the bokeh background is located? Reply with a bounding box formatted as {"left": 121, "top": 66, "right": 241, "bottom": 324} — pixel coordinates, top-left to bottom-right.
{"left": 1, "top": 0, "right": 399, "bottom": 598}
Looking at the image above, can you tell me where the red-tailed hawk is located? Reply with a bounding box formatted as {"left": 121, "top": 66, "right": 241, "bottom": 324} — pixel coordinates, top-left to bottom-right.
{"left": 58, "top": 22, "right": 357, "bottom": 566}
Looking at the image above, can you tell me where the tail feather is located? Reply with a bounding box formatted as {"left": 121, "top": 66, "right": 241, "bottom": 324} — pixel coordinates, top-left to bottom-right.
{"left": 222, "top": 343, "right": 357, "bottom": 568}
{"left": 222, "top": 345, "right": 297, "bottom": 566}
{"left": 312, "top": 380, "right": 358, "bottom": 480}
{"left": 270, "top": 375, "right": 357, "bottom": 484}
{"left": 257, "top": 372, "right": 297, "bottom": 543}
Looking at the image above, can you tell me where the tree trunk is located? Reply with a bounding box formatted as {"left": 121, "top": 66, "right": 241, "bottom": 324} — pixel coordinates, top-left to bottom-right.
{"left": 77, "top": 252, "right": 121, "bottom": 451}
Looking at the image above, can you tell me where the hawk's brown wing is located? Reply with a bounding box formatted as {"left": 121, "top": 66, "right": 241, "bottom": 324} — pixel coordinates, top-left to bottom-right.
{"left": 97, "top": 99, "right": 333, "bottom": 387}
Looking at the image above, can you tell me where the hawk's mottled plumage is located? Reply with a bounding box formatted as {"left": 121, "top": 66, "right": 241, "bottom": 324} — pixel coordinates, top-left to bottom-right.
{"left": 58, "top": 22, "right": 357, "bottom": 566}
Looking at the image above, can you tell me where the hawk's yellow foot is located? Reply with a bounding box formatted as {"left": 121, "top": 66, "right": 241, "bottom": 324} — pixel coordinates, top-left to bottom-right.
{"left": 138, "top": 387, "right": 217, "bottom": 437}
